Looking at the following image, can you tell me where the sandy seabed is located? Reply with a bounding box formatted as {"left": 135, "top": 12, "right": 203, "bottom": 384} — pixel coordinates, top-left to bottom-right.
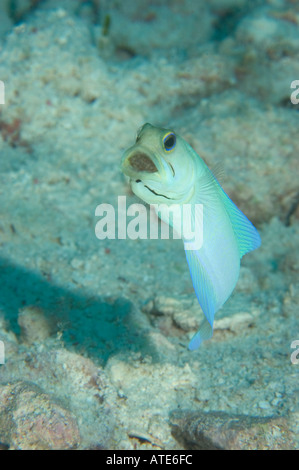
{"left": 0, "top": 0, "right": 298, "bottom": 450}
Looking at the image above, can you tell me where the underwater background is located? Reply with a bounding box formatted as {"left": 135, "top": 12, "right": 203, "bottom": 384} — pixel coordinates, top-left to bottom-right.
{"left": 0, "top": 0, "right": 298, "bottom": 450}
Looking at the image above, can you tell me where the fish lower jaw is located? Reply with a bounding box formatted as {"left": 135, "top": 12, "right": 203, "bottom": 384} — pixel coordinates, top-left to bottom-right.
{"left": 131, "top": 178, "right": 195, "bottom": 205}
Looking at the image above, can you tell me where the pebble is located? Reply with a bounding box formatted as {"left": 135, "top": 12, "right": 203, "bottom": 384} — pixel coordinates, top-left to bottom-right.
{"left": 170, "top": 410, "right": 296, "bottom": 450}
{"left": 0, "top": 381, "right": 80, "bottom": 450}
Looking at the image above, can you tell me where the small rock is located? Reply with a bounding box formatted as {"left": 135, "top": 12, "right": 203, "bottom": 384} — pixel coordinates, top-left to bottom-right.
{"left": 142, "top": 296, "right": 200, "bottom": 334}
{"left": 258, "top": 401, "right": 271, "bottom": 410}
{"left": 214, "top": 312, "right": 254, "bottom": 334}
{"left": 70, "top": 258, "right": 84, "bottom": 269}
{"left": 0, "top": 381, "right": 80, "bottom": 450}
{"left": 170, "top": 410, "right": 296, "bottom": 450}
{"left": 18, "top": 306, "right": 53, "bottom": 344}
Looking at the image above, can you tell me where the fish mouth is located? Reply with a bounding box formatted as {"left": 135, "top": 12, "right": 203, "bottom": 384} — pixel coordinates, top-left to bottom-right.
{"left": 127, "top": 152, "right": 158, "bottom": 173}
{"left": 121, "top": 146, "right": 160, "bottom": 179}
{"left": 122, "top": 147, "right": 173, "bottom": 201}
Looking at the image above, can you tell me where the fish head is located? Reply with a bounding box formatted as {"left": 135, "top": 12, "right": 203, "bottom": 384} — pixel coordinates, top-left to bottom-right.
{"left": 121, "top": 123, "right": 196, "bottom": 205}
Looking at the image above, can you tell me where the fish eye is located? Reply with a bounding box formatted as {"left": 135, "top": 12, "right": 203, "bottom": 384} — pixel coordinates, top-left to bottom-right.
{"left": 163, "top": 132, "right": 176, "bottom": 152}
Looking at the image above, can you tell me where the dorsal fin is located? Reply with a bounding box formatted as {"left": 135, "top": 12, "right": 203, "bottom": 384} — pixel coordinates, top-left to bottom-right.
{"left": 210, "top": 162, "right": 225, "bottom": 183}
{"left": 218, "top": 189, "right": 261, "bottom": 258}
{"left": 197, "top": 165, "right": 261, "bottom": 258}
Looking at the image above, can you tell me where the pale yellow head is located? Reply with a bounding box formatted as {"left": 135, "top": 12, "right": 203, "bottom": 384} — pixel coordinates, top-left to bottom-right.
{"left": 121, "top": 123, "right": 196, "bottom": 205}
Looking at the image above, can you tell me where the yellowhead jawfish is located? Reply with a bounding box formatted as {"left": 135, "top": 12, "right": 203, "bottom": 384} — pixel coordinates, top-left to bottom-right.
{"left": 121, "top": 123, "right": 261, "bottom": 350}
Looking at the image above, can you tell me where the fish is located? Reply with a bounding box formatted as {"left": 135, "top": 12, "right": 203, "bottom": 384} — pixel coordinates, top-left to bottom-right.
{"left": 121, "top": 123, "right": 261, "bottom": 350}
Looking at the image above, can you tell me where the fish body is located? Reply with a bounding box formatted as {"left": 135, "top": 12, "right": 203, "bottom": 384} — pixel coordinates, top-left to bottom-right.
{"left": 121, "top": 123, "right": 261, "bottom": 350}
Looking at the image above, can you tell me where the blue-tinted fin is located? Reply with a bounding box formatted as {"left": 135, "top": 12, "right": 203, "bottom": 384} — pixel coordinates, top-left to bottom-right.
{"left": 218, "top": 189, "right": 261, "bottom": 258}
{"left": 210, "top": 162, "right": 225, "bottom": 183}
{"left": 184, "top": 245, "right": 217, "bottom": 350}
{"left": 188, "top": 318, "right": 213, "bottom": 351}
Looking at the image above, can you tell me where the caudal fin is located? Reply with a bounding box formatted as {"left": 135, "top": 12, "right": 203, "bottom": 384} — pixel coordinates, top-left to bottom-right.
{"left": 188, "top": 318, "right": 213, "bottom": 350}
{"left": 184, "top": 244, "right": 217, "bottom": 350}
